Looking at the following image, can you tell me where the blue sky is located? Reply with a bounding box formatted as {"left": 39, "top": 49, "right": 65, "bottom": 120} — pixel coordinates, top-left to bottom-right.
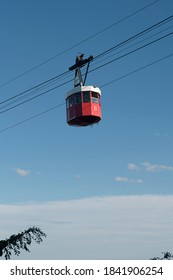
{"left": 0, "top": 0, "right": 173, "bottom": 259}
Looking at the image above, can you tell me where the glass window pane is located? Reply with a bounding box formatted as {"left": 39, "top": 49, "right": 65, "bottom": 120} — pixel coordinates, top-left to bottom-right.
{"left": 83, "top": 91, "right": 90, "bottom": 102}
{"left": 92, "top": 92, "right": 99, "bottom": 98}
{"left": 91, "top": 92, "right": 99, "bottom": 103}
{"left": 75, "top": 92, "right": 81, "bottom": 104}
{"left": 69, "top": 95, "right": 75, "bottom": 106}
{"left": 66, "top": 98, "right": 69, "bottom": 108}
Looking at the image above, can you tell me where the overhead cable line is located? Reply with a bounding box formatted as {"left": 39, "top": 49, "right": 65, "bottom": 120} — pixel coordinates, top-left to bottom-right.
{"left": 2, "top": 15, "right": 171, "bottom": 111}
{"left": 0, "top": 71, "right": 73, "bottom": 111}
{"left": 1, "top": 14, "right": 172, "bottom": 111}
{"left": 0, "top": 70, "right": 70, "bottom": 105}
{"left": 0, "top": 78, "right": 73, "bottom": 115}
{"left": 100, "top": 52, "right": 173, "bottom": 87}
{"left": 94, "top": 15, "right": 173, "bottom": 61}
{"left": 0, "top": 0, "right": 160, "bottom": 88}
{"left": 0, "top": 103, "right": 65, "bottom": 134}
{"left": 0, "top": 28, "right": 172, "bottom": 115}
{"left": 90, "top": 30, "right": 173, "bottom": 73}
{"left": 0, "top": 51, "right": 172, "bottom": 134}
{"left": 0, "top": 70, "right": 73, "bottom": 111}
{"left": 92, "top": 24, "right": 173, "bottom": 67}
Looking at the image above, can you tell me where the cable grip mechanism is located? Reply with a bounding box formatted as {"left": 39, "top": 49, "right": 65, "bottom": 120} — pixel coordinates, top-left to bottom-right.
{"left": 69, "top": 54, "right": 93, "bottom": 87}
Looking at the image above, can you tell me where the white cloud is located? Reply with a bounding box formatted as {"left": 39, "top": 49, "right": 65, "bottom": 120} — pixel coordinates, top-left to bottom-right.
{"left": 154, "top": 132, "right": 169, "bottom": 138}
{"left": 114, "top": 177, "right": 129, "bottom": 182}
{"left": 74, "top": 174, "right": 81, "bottom": 179}
{"left": 128, "top": 163, "right": 139, "bottom": 171}
{"left": 0, "top": 195, "right": 173, "bottom": 260}
{"left": 141, "top": 162, "right": 173, "bottom": 172}
{"left": 133, "top": 178, "right": 143, "bottom": 183}
{"left": 14, "top": 168, "right": 30, "bottom": 177}
{"left": 114, "top": 177, "right": 143, "bottom": 184}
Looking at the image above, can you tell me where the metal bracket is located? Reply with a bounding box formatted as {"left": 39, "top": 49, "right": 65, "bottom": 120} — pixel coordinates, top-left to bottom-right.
{"left": 69, "top": 54, "right": 93, "bottom": 87}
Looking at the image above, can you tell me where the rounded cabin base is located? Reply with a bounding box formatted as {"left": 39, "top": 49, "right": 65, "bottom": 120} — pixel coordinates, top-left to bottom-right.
{"left": 67, "top": 115, "right": 101, "bottom": 126}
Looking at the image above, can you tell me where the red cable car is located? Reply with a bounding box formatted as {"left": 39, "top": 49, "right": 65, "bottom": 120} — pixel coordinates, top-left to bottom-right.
{"left": 66, "top": 55, "right": 102, "bottom": 126}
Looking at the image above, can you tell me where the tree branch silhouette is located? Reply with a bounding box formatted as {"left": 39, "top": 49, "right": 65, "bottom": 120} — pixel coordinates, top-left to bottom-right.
{"left": 0, "top": 227, "right": 46, "bottom": 259}
{"left": 151, "top": 251, "right": 173, "bottom": 260}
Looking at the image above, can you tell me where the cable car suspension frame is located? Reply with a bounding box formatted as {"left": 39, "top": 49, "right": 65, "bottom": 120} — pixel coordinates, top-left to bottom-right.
{"left": 69, "top": 54, "right": 93, "bottom": 87}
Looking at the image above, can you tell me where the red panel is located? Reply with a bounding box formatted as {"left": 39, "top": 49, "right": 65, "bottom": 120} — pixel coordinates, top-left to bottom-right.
{"left": 75, "top": 104, "right": 82, "bottom": 117}
{"left": 91, "top": 103, "right": 101, "bottom": 117}
{"left": 82, "top": 102, "right": 92, "bottom": 116}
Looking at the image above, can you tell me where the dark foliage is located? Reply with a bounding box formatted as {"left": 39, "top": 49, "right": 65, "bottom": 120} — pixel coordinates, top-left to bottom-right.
{"left": 151, "top": 251, "right": 173, "bottom": 260}
{"left": 0, "top": 227, "right": 46, "bottom": 259}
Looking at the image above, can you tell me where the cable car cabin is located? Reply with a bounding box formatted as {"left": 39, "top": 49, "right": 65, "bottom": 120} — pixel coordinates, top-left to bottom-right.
{"left": 66, "top": 54, "right": 102, "bottom": 126}
{"left": 66, "top": 85, "right": 101, "bottom": 126}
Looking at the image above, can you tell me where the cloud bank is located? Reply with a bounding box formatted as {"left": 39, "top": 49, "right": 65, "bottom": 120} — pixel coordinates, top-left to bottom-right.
{"left": 127, "top": 162, "right": 173, "bottom": 173}
{"left": 13, "top": 168, "right": 30, "bottom": 177}
{"left": 114, "top": 177, "right": 143, "bottom": 183}
{"left": 0, "top": 195, "right": 173, "bottom": 260}
{"left": 141, "top": 162, "right": 173, "bottom": 172}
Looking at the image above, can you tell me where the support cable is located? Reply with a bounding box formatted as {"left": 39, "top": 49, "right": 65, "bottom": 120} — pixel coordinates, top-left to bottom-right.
{"left": 0, "top": 0, "right": 160, "bottom": 88}
{"left": 0, "top": 51, "right": 172, "bottom": 134}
